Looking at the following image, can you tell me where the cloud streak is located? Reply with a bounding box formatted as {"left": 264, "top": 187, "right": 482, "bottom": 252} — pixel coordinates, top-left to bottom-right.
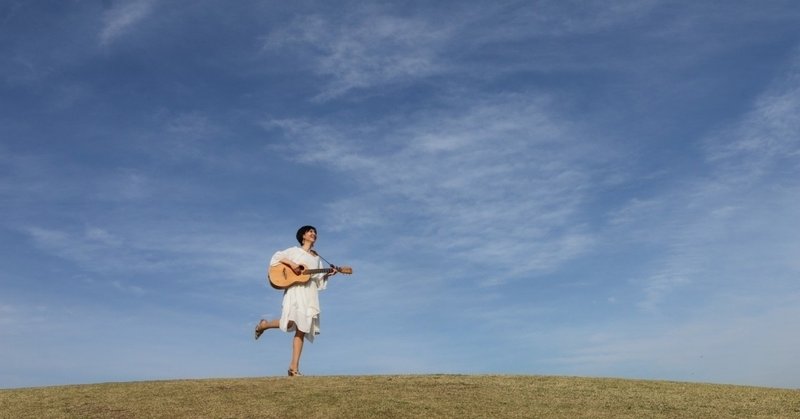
{"left": 267, "top": 93, "right": 619, "bottom": 283}
{"left": 99, "top": 0, "right": 156, "bottom": 46}
{"left": 21, "top": 221, "right": 273, "bottom": 288}
{"left": 264, "top": 8, "right": 454, "bottom": 101}
{"left": 607, "top": 50, "right": 800, "bottom": 311}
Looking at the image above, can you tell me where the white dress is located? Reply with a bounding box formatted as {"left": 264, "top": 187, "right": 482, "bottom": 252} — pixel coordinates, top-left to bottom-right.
{"left": 270, "top": 246, "right": 327, "bottom": 342}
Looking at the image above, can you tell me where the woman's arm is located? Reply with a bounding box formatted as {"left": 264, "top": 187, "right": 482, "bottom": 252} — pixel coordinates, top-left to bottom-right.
{"left": 278, "top": 258, "right": 303, "bottom": 275}
{"left": 270, "top": 249, "right": 303, "bottom": 275}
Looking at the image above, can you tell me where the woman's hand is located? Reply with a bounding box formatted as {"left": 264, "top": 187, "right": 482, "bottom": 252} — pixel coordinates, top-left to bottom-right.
{"left": 280, "top": 259, "right": 303, "bottom": 275}
{"left": 292, "top": 264, "right": 304, "bottom": 276}
{"left": 325, "top": 266, "right": 338, "bottom": 279}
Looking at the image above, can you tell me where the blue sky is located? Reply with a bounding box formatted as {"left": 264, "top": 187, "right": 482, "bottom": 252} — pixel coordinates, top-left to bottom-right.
{"left": 2, "top": 1, "right": 799, "bottom": 389}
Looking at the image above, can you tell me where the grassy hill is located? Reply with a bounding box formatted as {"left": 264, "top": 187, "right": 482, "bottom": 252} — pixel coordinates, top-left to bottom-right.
{"left": 1, "top": 375, "right": 798, "bottom": 418}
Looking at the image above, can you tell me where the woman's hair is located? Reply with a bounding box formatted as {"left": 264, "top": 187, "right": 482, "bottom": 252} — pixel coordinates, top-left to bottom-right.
{"left": 296, "top": 225, "right": 317, "bottom": 244}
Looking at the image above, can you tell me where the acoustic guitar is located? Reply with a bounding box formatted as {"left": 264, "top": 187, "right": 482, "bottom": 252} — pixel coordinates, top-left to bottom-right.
{"left": 268, "top": 263, "right": 353, "bottom": 289}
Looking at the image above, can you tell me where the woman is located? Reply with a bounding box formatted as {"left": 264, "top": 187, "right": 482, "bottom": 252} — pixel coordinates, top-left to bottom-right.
{"left": 254, "top": 225, "right": 336, "bottom": 376}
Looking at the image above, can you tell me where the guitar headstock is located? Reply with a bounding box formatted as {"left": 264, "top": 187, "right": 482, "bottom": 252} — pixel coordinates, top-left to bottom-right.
{"left": 335, "top": 266, "right": 353, "bottom": 274}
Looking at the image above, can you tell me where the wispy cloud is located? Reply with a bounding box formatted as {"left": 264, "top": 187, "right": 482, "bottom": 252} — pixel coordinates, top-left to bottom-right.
{"left": 264, "top": 8, "right": 453, "bottom": 101}
{"left": 21, "top": 222, "right": 271, "bottom": 287}
{"left": 260, "top": 2, "right": 661, "bottom": 101}
{"left": 704, "top": 54, "right": 800, "bottom": 180}
{"left": 267, "top": 93, "right": 619, "bottom": 282}
{"left": 615, "top": 51, "right": 800, "bottom": 311}
{"left": 99, "top": 0, "right": 156, "bottom": 46}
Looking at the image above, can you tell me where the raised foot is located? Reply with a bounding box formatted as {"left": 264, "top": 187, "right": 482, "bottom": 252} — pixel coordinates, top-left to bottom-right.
{"left": 254, "top": 319, "right": 268, "bottom": 340}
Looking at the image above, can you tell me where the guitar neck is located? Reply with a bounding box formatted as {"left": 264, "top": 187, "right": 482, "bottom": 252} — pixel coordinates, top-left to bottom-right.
{"left": 304, "top": 268, "right": 336, "bottom": 274}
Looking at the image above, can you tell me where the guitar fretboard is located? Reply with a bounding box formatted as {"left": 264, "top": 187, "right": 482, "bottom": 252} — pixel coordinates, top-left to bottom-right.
{"left": 303, "top": 269, "right": 334, "bottom": 274}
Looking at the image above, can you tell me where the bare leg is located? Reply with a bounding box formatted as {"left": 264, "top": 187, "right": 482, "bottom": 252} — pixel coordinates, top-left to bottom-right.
{"left": 254, "top": 319, "right": 280, "bottom": 340}
{"left": 289, "top": 329, "right": 305, "bottom": 374}
{"left": 257, "top": 319, "right": 280, "bottom": 332}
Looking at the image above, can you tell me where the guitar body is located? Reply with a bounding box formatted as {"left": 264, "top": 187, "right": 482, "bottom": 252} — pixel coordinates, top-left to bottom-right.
{"left": 268, "top": 264, "right": 312, "bottom": 289}
{"left": 268, "top": 263, "right": 352, "bottom": 290}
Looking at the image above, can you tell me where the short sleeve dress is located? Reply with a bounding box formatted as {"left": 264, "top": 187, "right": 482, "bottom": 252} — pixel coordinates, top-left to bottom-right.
{"left": 270, "top": 246, "right": 328, "bottom": 342}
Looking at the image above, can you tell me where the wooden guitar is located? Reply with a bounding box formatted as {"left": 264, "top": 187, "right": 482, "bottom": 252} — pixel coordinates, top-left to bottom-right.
{"left": 268, "top": 263, "right": 353, "bottom": 289}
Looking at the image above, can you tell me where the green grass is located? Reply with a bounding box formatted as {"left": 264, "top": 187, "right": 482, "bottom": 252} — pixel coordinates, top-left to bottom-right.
{"left": 1, "top": 375, "right": 798, "bottom": 418}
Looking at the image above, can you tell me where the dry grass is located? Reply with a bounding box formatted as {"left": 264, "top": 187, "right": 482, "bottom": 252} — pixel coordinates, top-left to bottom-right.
{"left": 1, "top": 375, "right": 798, "bottom": 418}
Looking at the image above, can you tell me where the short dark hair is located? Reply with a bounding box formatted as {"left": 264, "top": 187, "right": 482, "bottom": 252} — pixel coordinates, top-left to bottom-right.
{"left": 296, "top": 225, "right": 316, "bottom": 244}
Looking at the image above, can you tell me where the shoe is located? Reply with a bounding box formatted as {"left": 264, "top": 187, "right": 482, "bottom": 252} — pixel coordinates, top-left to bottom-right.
{"left": 288, "top": 369, "right": 302, "bottom": 377}
{"left": 254, "top": 320, "right": 266, "bottom": 340}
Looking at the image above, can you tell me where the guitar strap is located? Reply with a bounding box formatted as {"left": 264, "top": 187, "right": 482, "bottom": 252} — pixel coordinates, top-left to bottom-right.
{"left": 315, "top": 251, "right": 338, "bottom": 270}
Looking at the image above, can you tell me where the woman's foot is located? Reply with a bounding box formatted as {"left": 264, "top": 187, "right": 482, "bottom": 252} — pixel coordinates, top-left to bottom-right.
{"left": 287, "top": 369, "right": 303, "bottom": 377}
{"left": 254, "top": 319, "right": 268, "bottom": 340}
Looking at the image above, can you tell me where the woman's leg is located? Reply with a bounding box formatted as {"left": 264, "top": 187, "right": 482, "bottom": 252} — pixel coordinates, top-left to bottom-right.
{"left": 254, "top": 319, "right": 280, "bottom": 339}
{"left": 289, "top": 329, "right": 305, "bottom": 374}
{"left": 256, "top": 319, "right": 280, "bottom": 332}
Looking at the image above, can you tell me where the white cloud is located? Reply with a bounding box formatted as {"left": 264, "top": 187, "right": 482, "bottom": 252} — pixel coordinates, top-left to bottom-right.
{"left": 705, "top": 58, "right": 800, "bottom": 180}
{"left": 615, "top": 52, "right": 800, "bottom": 311}
{"left": 99, "top": 0, "right": 156, "bottom": 46}
{"left": 21, "top": 223, "right": 272, "bottom": 285}
{"left": 263, "top": 7, "right": 456, "bottom": 100}
{"left": 267, "top": 94, "right": 617, "bottom": 282}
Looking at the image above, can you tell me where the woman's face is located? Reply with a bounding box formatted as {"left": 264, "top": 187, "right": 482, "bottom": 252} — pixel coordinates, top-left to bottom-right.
{"left": 303, "top": 228, "right": 317, "bottom": 244}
